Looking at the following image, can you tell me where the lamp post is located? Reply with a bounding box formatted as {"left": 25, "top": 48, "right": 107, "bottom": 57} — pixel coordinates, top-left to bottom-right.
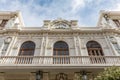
{"left": 81, "top": 71, "right": 87, "bottom": 80}
{"left": 36, "top": 71, "right": 43, "bottom": 80}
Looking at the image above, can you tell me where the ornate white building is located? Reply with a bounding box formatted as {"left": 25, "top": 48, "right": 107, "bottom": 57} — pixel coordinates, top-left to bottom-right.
{"left": 0, "top": 10, "right": 120, "bottom": 80}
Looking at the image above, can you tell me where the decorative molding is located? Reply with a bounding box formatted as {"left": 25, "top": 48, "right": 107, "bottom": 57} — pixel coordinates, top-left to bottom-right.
{"left": 81, "top": 47, "right": 86, "bottom": 49}
{"left": 70, "top": 47, "right": 75, "bottom": 49}
{"left": 103, "top": 46, "right": 109, "bottom": 49}
{"left": 47, "top": 47, "right": 52, "bottom": 49}
{"left": 4, "top": 37, "right": 12, "bottom": 43}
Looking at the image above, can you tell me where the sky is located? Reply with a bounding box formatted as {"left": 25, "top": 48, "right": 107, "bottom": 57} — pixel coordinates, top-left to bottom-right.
{"left": 0, "top": 0, "right": 120, "bottom": 27}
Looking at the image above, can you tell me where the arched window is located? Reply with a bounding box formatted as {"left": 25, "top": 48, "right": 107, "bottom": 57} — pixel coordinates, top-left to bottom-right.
{"left": 53, "top": 41, "right": 69, "bottom": 56}
{"left": 86, "top": 41, "right": 105, "bottom": 63}
{"left": 19, "top": 41, "right": 35, "bottom": 56}
{"left": 53, "top": 41, "right": 69, "bottom": 64}
{"left": 16, "top": 41, "right": 35, "bottom": 64}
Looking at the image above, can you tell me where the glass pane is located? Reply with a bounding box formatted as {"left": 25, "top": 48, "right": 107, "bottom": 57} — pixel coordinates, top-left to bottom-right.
{"left": 53, "top": 41, "right": 69, "bottom": 56}
{"left": 19, "top": 41, "right": 35, "bottom": 56}
{"left": 87, "top": 41, "right": 105, "bottom": 63}
{"left": 86, "top": 41, "right": 101, "bottom": 48}
{"left": 87, "top": 41, "right": 104, "bottom": 56}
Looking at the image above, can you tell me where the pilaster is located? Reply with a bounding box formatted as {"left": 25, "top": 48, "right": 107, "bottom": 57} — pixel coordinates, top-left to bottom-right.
{"left": 7, "top": 36, "right": 17, "bottom": 56}
{"left": 4, "top": 36, "right": 12, "bottom": 56}
{"left": 77, "top": 36, "right": 81, "bottom": 55}
{"left": 0, "top": 37, "right": 4, "bottom": 56}
{"left": 73, "top": 34, "right": 79, "bottom": 56}
{"left": 40, "top": 36, "right": 45, "bottom": 56}
{"left": 80, "top": 37, "right": 88, "bottom": 56}
{"left": 44, "top": 34, "right": 48, "bottom": 56}
{"left": 104, "top": 35, "right": 116, "bottom": 55}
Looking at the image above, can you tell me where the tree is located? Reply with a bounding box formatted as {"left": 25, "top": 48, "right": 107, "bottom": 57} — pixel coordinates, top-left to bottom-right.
{"left": 95, "top": 66, "right": 120, "bottom": 80}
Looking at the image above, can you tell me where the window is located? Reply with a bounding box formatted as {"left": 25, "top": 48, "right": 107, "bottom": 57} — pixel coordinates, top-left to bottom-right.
{"left": 86, "top": 41, "right": 105, "bottom": 63}
{"left": 18, "top": 41, "right": 35, "bottom": 56}
{"left": 113, "top": 19, "right": 120, "bottom": 27}
{"left": 53, "top": 41, "right": 69, "bottom": 64}
{"left": 53, "top": 41, "right": 69, "bottom": 56}
{"left": 16, "top": 41, "right": 35, "bottom": 64}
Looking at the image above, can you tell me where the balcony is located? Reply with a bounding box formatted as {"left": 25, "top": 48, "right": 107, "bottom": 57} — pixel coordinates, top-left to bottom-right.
{"left": 0, "top": 56, "right": 120, "bottom": 69}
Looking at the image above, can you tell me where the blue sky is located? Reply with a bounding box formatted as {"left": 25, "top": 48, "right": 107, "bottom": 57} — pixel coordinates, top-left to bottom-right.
{"left": 0, "top": 0, "right": 120, "bottom": 27}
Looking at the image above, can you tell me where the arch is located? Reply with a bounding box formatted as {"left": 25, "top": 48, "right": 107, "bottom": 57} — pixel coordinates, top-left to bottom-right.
{"left": 53, "top": 41, "right": 69, "bottom": 56}
{"left": 86, "top": 41, "right": 104, "bottom": 56}
{"left": 53, "top": 41, "right": 70, "bottom": 64}
{"left": 86, "top": 41, "right": 105, "bottom": 63}
{"left": 18, "top": 41, "right": 35, "bottom": 56}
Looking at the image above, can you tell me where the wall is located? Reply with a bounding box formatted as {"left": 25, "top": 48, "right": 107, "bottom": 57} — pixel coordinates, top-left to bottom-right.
{"left": 0, "top": 32, "right": 118, "bottom": 56}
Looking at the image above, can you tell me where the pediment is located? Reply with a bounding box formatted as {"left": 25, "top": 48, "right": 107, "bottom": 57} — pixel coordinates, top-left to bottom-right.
{"left": 51, "top": 18, "right": 71, "bottom": 29}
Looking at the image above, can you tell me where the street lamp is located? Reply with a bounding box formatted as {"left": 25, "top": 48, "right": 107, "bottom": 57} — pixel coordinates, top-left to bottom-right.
{"left": 36, "top": 71, "right": 43, "bottom": 80}
{"left": 81, "top": 71, "right": 87, "bottom": 80}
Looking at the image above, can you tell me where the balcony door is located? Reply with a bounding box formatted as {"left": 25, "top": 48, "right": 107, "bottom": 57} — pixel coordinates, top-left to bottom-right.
{"left": 86, "top": 41, "right": 105, "bottom": 63}
{"left": 53, "top": 41, "right": 69, "bottom": 64}
{"left": 16, "top": 41, "right": 35, "bottom": 64}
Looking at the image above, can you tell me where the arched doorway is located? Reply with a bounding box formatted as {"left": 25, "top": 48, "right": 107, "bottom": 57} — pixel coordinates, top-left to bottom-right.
{"left": 16, "top": 41, "right": 35, "bottom": 64}
{"left": 86, "top": 41, "right": 105, "bottom": 63}
{"left": 53, "top": 41, "right": 69, "bottom": 64}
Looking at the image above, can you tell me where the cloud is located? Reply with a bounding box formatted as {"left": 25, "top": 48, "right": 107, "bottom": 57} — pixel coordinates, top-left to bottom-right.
{"left": 112, "top": 3, "right": 120, "bottom": 11}
{"left": 0, "top": 0, "right": 120, "bottom": 27}
{"left": 71, "top": 0, "right": 85, "bottom": 11}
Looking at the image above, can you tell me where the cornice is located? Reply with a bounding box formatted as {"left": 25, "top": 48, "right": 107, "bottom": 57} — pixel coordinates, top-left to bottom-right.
{"left": 0, "top": 27, "right": 120, "bottom": 35}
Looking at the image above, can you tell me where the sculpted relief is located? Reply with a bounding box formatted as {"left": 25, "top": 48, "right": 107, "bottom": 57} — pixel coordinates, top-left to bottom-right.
{"left": 51, "top": 18, "right": 71, "bottom": 29}
{"left": 53, "top": 23, "right": 69, "bottom": 29}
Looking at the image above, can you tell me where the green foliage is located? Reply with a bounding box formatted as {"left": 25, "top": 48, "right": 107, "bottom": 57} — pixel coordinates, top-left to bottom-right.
{"left": 95, "top": 66, "right": 120, "bottom": 80}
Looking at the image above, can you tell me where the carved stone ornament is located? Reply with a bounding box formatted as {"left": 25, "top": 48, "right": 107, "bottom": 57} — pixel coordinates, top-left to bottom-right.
{"left": 54, "top": 23, "right": 69, "bottom": 29}
{"left": 89, "top": 37, "right": 94, "bottom": 40}
{"left": 51, "top": 18, "right": 70, "bottom": 29}
{"left": 110, "top": 37, "right": 117, "bottom": 43}
{"left": 4, "top": 37, "right": 12, "bottom": 43}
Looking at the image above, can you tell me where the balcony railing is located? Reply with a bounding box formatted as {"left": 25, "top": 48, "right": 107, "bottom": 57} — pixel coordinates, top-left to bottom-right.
{"left": 0, "top": 56, "right": 120, "bottom": 65}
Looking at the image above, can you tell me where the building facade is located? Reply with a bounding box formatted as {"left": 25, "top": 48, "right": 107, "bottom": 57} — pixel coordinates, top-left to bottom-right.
{"left": 0, "top": 10, "right": 120, "bottom": 80}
